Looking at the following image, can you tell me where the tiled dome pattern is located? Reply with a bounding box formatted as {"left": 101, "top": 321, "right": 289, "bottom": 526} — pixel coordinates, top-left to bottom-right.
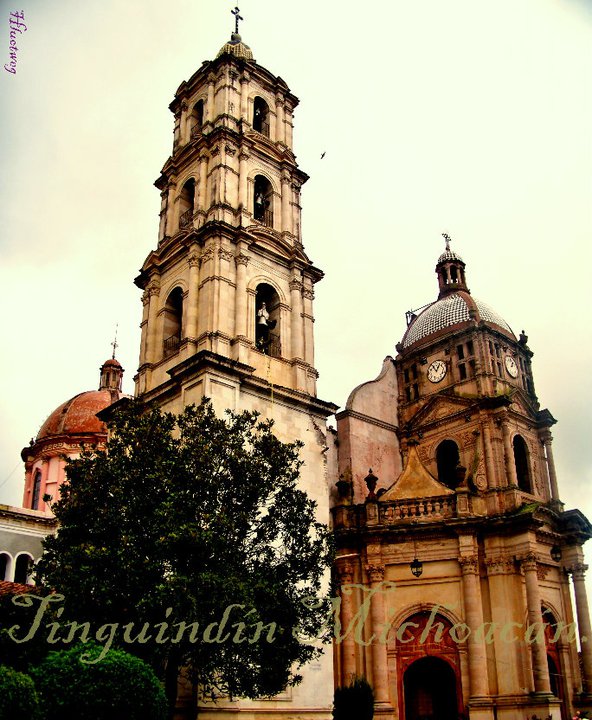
{"left": 437, "top": 249, "right": 464, "bottom": 264}
{"left": 403, "top": 294, "right": 513, "bottom": 348}
{"left": 217, "top": 34, "right": 254, "bottom": 60}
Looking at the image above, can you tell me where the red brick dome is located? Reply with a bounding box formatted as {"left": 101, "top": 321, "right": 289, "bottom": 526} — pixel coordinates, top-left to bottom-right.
{"left": 37, "top": 389, "right": 116, "bottom": 440}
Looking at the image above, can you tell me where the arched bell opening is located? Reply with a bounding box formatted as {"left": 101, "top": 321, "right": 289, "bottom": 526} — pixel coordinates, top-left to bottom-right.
{"left": 31, "top": 468, "right": 42, "bottom": 510}
{"left": 253, "top": 175, "right": 273, "bottom": 228}
{"left": 190, "top": 100, "right": 204, "bottom": 139}
{"left": 253, "top": 96, "right": 270, "bottom": 137}
{"left": 436, "top": 440, "right": 461, "bottom": 489}
{"left": 163, "top": 287, "right": 184, "bottom": 358}
{"left": 255, "top": 283, "right": 281, "bottom": 357}
{"left": 179, "top": 179, "right": 196, "bottom": 229}
{"left": 513, "top": 435, "right": 532, "bottom": 492}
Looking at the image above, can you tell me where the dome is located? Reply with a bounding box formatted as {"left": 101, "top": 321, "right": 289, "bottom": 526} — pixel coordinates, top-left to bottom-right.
{"left": 402, "top": 292, "right": 515, "bottom": 349}
{"left": 437, "top": 248, "right": 464, "bottom": 264}
{"left": 101, "top": 358, "right": 122, "bottom": 369}
{"left": 37, "top": 389, "right": 116, "bottom": 441}
{"left": 216, "top": 33, "right": 254, "bottom": 60}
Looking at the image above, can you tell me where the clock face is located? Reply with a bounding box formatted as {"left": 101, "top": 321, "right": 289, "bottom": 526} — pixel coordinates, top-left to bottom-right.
{"left": 427, "top": 360, "right": 447, "bottom": 383}
{"left": 505, "top": 355, "right": 519, "bottom": 378}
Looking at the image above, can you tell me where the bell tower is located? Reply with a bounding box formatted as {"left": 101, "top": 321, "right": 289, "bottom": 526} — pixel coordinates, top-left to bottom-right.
{"left": 133, "top": 16, "right": 336, "bottom": 720}
{"left": 135, "top": 22, "right": 325, "bottom": 406}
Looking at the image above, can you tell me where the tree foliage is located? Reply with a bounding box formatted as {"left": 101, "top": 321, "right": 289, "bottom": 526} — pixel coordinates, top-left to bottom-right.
{"left": 0, "top": 665, "right": 40, "bottom": 720}
{"left": 34, "top": 399, "right": 332, "bottom": 703}
{"left": 29, "top": 642, "right": 167, "bottom": 720}
{"left": 333, "top": 676, "right": 374, "bottom": 720}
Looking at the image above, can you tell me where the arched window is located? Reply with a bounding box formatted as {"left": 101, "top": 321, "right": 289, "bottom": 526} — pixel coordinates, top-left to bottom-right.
{"left": 253, "top": 97, "right": 270, "bottom": 137}
{"left": 255, "top": 283, "right": 281, "bottom": 358}
{"left": 179, "top": 179, "right": 196, "bottom": 229}
{"left": 0, "top": 552, "right": 10, "bottom": 581}
{"left": 513, "top": 435, "right": 531, "bottom": 492}
{"left": 163, "top": 287, "right": 184, "bottom": 358}
{"left": 253, "top": 175, "right": 273, "bottom": 227}
{"left": 190, "top": 100, "right": 204, "bottom": 139}
{"left": 31, "top": 469, "right": 42, "bottom": 510}
{"left": 436, "top": 440, "right": 461, "bottom": 489}
{"left": 14, "top": 554, "right": 34, "bottom": 585}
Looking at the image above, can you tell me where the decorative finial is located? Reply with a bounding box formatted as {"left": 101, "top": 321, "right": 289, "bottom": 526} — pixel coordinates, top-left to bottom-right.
{"left": 231, "top": 6, "right": 243, "bottom": 34}
{"left": 111, "top": 324, "right": 119, "bottom": 359}
{"left": 442, "top": 232, "right": 452, "bottom": 251}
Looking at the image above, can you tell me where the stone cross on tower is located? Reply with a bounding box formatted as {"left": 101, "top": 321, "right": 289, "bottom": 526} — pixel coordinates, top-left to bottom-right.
{"left": 111, "top": 324, "right": 118, "bottom": 359}
{"left": 231, "top": 6, "right": 243, "bottom": 33}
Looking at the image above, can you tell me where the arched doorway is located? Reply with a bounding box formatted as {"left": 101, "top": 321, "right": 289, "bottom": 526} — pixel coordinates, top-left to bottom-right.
{"left": 396, "top": 612, "right": 464, "bottom": 720}
{"left": 404, "top": 656, "right": 458, "bottom": 720}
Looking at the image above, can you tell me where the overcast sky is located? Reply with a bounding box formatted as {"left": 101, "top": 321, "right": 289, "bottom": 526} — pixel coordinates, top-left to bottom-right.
{"left": 1, "top": 0, "right": 591, "bottom": 572}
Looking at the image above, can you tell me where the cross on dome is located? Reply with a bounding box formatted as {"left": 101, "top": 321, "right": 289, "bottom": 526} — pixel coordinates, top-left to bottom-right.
{"left": 232, "top": 6, "right": 243, "bottom": 34}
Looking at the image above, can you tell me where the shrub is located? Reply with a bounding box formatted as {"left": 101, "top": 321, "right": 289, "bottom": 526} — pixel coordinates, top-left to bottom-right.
{"left": 0, "top": 665, "right": 41, "bottom": 720}
{"left": 333, "top": 676, "right": 374, "bottom": 720}
{"left": 29, "top": 642, "right": 167, "bottom": 720}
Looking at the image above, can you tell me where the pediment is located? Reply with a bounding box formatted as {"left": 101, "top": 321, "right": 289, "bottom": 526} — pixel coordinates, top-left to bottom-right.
{"left": 247, "top": 228, "right": 310, "bottom": 264}
{"left": 380, "top": 446, "right": 454, "bottom": 501}
{"left": 508, "top": 388, "right": 538, "bottom": 419}
{"left": 405, "top": 392, "right": 477, "bottom": 431}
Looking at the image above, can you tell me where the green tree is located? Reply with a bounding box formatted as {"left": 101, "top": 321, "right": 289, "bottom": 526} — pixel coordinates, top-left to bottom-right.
{"left": 33, "top": 399, "right": 332, "bottom": 711}
{"left": 333, "top": 676, "right": 374, "bottom": 720}
{"left": 0, "top": 665, "right": 40, "bottom": 720}
{"left": 30, "top": 642, "right": 167, "bottom": 720}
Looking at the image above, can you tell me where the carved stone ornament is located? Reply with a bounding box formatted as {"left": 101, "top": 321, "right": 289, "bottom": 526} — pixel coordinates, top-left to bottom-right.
{"left": 536, "top": 564, "right": 550, "bottom": 582}
{"left": 225, "top": 144, "right": 237, "bottom": 156}
{"left": 568, "top": 563, "right": 588, "bottom": 580}
{"left": 289, "top": 279, "right": 303, "bottom": 292}
{"left": 145, "top": 281, "right": 161, "bottom": 300}
{"left": 188, "top": 252, "right": 200, "bottom": 268}
{"left": 218, "top": 248, "right": 234, "bottom": 262}
{"left": 303, "top": 288, "right": 315, "bottom": 301}
{"left": 235, "top": 253, "right": 249, "bottom": 267}
{"left": 459, "top": 555, "right": 479, "bottom": 575}
{"left": 366, "top": 564, "right": 385, "bottom": 583}
{"left": 519, "top": 552, "right": 539, "bottom": 572}
{"left": 462, "top": 431, "right": 477, "bottom": 449}
{"left": 199, "top": 247, "right": 215, "bottom": 265}
{"left": 336, "top": 562, "right": 354, "bottom": 585}
{"left": 417, "top": 446, "right": 429, "bottom": 462}
{"left": 485, "top": 555, "right": 515, "bottom": 576}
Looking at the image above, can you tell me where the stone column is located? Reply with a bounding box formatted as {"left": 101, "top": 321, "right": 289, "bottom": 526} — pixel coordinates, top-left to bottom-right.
{"left": 281, "top": 170, "right": 292, "bottom": 234}
{"left": 238, "top": 152, "right": 249, "bottom": 211}
{"left": 337, "top": 562, "right": 356, "bottom": 684}
{"left": 239, "top": 74, "right": 249, "bottom": 121}
{"left": 197, "top": 155, "right": 208, "bottom": 216}
{"left": 365, "top": 564, "right": 392, "bottom": 711}
{"left": 481, "top": 420, "right": 497, "bottom": 488}
{"left": 145, "top": 279, "right": 161, "bottom": 365}
{"left": 207, "top": 80, "right": 215, "bottom": 124}
{"left": 234, "top": 253, "right": 249, "bottom": 338}
{"left": 541, "top": 431, "right": 560, "bottom": 503}
{"left": 501, "top": 413, "right": 519, "bottom": 487}
{"left": 164, "top": 185, "right": 176, "bottom": 237}
{"left": 186, "top": 251, "right": 200, "bottom": 342}
{"left": 459, "top": 555, "right": 490, "bottom": 698}
{"left": 275, "top": 94, "right": 285, "bottom": 144}
{"left": 569, "top": 564, "right": 592, "bottom": 694}
{"left": 521, "top": 553, "right": 552, "bottom": 694}
{"left": 290, "top": 278, "right": 304, "bottom": 360}
{"left": 302, "top": 286, "right": 315, "bottom": 367}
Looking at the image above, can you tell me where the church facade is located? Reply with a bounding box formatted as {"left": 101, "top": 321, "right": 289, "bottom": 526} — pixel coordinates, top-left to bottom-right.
{"left": 4, "top": 20, "right": 592, "bottom": 720}
{"left": 331, "top": 245, "right": 592, "bottom": 720}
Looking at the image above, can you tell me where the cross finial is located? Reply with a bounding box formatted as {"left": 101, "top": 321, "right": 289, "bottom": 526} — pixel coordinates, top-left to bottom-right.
{"left": 442, "top": 232, "right": 452, "bottom": 251}
{"left": 231, "top": 6, "right": 243, "bottom": 34}
{"left": 111, "top": 324, "right": 118, "bottom": 359}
